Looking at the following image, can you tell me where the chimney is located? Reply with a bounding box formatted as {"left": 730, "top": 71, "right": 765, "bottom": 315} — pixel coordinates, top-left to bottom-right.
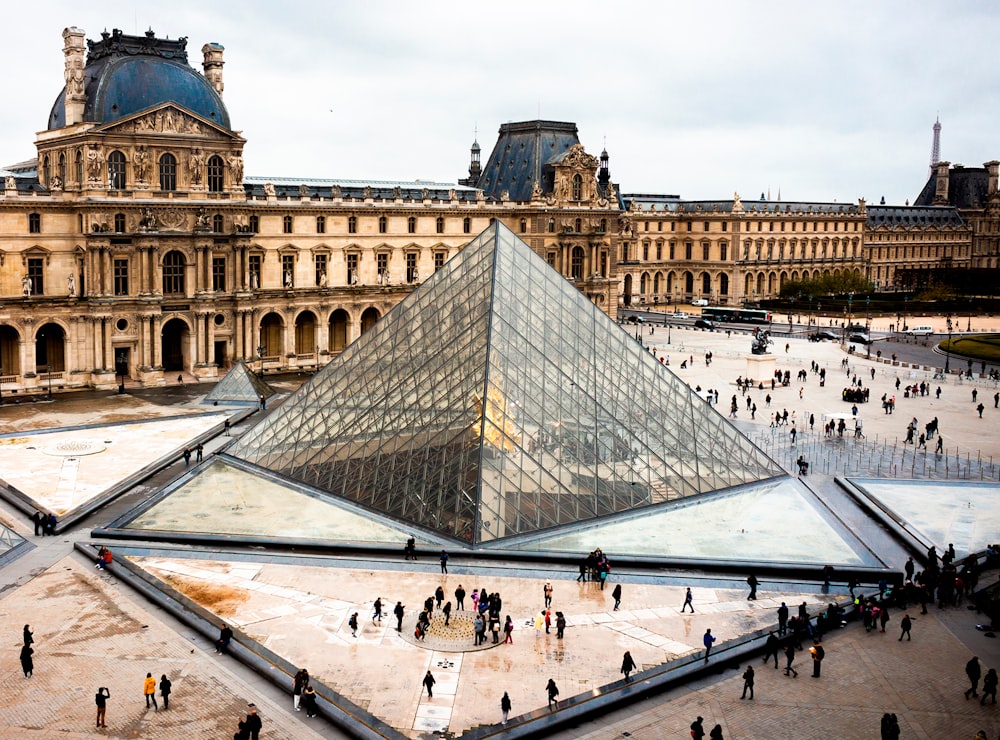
{"left": 62, "top": 27, "right": 86, "bottom": 126}
{"left": 933, "top": 161, "right": 951, "bottom": 205}
{"left": 986, "top": 161, "right": 1000, "bottom": 195}
{"left": 202, "top": 42, "right": 225, "bottom": 96}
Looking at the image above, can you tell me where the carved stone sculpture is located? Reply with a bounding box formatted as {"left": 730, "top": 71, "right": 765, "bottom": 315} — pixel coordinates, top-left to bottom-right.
{"left": 188, "top": 148, "right": 205, "bottom": 185}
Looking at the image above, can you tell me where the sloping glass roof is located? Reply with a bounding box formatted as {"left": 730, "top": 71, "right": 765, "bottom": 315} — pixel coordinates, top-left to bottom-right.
{"left": 202, "top": 360, "right": 276, "bottom": 406}
{"left": 227, "top": 222, "right": 786, "bottom": 545}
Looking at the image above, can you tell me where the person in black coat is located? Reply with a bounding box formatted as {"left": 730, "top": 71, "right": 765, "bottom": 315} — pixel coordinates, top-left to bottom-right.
{"left": 159, "top": 675, "right": 172, "bottom": 710}
{"left": 621, "top": 651, "right": 636, "bottom": 681}
{"left": 244, "top": 705, "right": 262, "bottom": 740}
{"left": 611, "top": 583, "right": 622, "bottom": 610}
{"left": 23, "top": 624, "right": 33, "bottom": 646}
{"left": 20, "top": 643, "right": 33, "bottom": 677}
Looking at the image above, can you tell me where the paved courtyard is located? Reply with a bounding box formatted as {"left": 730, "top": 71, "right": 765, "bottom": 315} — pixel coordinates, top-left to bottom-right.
{"left": 0, "top": 316, "right": 999, "bottom": 738}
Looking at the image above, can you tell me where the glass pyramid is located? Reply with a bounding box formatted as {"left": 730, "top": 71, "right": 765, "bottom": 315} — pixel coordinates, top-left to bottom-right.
{"left": 203, "top": 360, "right": 276, "bottom": 406}
{"left": 228, "top": 222, "right": 786, "bottom": 545}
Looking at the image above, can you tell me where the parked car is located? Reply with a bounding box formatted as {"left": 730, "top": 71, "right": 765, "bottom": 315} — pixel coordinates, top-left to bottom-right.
{"left": 694, "top": 318, "right": 715, "bottom": 330}
{"left": 903, "top": 325, "right": 934, "bottom": 336}
{"left": 846, "top": 324, "right": 867, "bottom": 333}
{"left": 671, "top": 311, "right": 690, "bottom": 319}
{"left": 624, "top": 315, "right": 646, "bottom": 324}
{"left": 809, "top": 330, "right": 839, "bottom": 342}
{"left": 690, "top": 298, "right": 709, "bottom": 307}
{"left": 847, "top": 332, "right": 871, "bottom": 344}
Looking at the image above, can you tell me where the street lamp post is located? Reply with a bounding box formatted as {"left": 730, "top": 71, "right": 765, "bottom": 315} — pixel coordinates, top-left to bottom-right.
{"left": 667, "top": 322, "right": 672, "bottom": 345}
{"left": 968, "top": 297, "right": 973, "bottom": 332}
{"left": 46, "top": 364, "right": 52, "bottom": 400}
{"left": 945, "top": 318, "right": 952, "bottom": 374}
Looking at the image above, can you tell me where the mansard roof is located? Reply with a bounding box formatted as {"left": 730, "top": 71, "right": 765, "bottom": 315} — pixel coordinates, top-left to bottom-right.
{"left": 866, "top": 205, "right": 965, "bottom": 228}
{"left": 476, "top": 120, "right": 582, "bottom": 202}
{"left": 914, "top": 165, "right": 990, "bottom": 209}
{"left": 243, "top": 176, "right": 478, "bottom": 202}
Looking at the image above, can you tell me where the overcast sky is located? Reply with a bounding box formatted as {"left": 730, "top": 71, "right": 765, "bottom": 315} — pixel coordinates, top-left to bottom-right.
{"left": 4, "top": 2, "right": 999, "bottom": 204}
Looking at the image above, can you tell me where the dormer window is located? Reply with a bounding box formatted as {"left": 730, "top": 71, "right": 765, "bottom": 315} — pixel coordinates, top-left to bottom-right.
{"left": 108, "top": 151, "right": 126, "bottom": 190}
{"left": 571, "top": 174, "right": 582, "bottom": 200}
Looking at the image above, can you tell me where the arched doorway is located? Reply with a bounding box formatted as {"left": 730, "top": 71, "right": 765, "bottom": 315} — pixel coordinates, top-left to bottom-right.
{"left": 161, "top": 318, "right": 190, "bottom": 372}
{"left": 719, "top": 273, "right": 729, "bottom": 297}
{"left": 0, "top": 325, "right": 21, "bottom": 376}
{"left": 622, "top": 274, "right": 633, "bottom": 307}
{"left": 294, "top": 311, "right": 317, "bottom": 355}
{"left": 360, "top": 307, "right": 381, "bottom": 335}
{"left": 329, "top": 309, "right": 350, "bottom": 352}
{"left": 684, "top": 271, "right": 694, "bottom": 294}
{"left": 259, "top": 313, "right": 284, "bottom": 358}
{"left": 35, "top": 323, "right": 66, "bottom": 372}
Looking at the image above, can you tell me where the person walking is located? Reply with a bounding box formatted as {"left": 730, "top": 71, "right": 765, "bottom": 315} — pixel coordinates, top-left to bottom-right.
{"left": 899, "top": 614, "right": 912, "bottom": 641}
{"left": 777, "top": 602, "right": 789, "bottom": 635}
{"left": 977, "top": 402, "right": 985, "bottom": 418}
{"left": 703, "top": 628, "right": 716, "bottom": 662}
{"left": 741, "top": 665, "right": 755, "bottom": 700}
{"left": 747, "top": 574, "right": 759, "bottom": 600}
{"left": 224, "top": 418, "right": 231, "bottom": 436}
{"left": 94, "top": 687, "right": 110, "bottom": 728}
{"left": 555, "top": 611, "right": 566, "bottom": 639}
{"left": 762, "top": 630, "right": 781, "bottom": 668}
{"left": 982, "top": 668, "right": 998, "bottom": 705}
{"left": 159, "top": 674, "right": 172, "bottom": 710}
{"left": 373, "top": 597, "right": 383, "bottom": 623}
{"left": 439, "top": 549, "right": 449, "bottom": 574}
{"left": 182, "top": 447, "right": 191, "bottom": 466}
{"left": 621, "top": 650, "right": 637, "bottom": 682}
{"left": 244, "top": 704, "right": 262, "bottom": 740}
{"left": 19, "top": 643, "right": 33, "bottom": 678}
{"left": 681, "top": 587, "right": 695, "bottom": 613}
{"left": 423, "top": 670, "right": 436, "bottom": 698}
{"left": 611, "top": 583, "right": 622, "bottom": 611}
{"left": 394, "top": 601, "right": 405, "bottom": 632}
{"left": 143, "top": 672, "right": 158, "bottom": 710}
{"left": 709, "top": 724, "right": 725, "bottom": 740}
{"left": 544, "top": 582, "right": 553, "bottom": 609}
{"left": 32, "top": 510, "right": 43, "bottom": 536}
{"left": 500, "top": 691, "right": 512, "bottom": 724}
{"left": 784, "top": 643, "right": 798, "bottom": 677}
{"left": 195, "top": 442, "right": 204, "bottom": 462}
{"left": 455, "top": 585, "right": 466, "bottom": 610}
{"left": 690, "top": 716, "right": 706, "bottom": 740}
{"left": 442, "top": 601, "right": 452, "bottom": 626}
{"left": 810, "top": 640, "right": 825, "bottom": 677}
{"left": 966, "top": 656, "right": 982, "bottom": 699}
{"left": 546, "top": 678, "right": 559, "bottom": 709}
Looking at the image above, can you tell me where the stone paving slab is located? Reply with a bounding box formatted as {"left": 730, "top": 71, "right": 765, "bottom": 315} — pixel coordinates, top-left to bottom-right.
{"left": 0, "top": 556, "right": 326, "bottom": 740}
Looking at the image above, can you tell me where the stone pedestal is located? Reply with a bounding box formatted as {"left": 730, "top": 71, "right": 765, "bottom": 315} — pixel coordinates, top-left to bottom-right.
{"left": 745, "top": 355, "right": 776, "bottom": 386}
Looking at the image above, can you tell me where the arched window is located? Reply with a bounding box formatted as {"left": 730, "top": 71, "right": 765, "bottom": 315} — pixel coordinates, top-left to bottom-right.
{"left": 407, "top": 216, "right": 416, "bottom": 234}
{"left": 379, "top": 215, "right": 387, "bottom": 233}
{"left": 283, "top": 215, "right": 293, "bottom": 234}
{"left": 436, "top": 216, "right": 445, "bottom": 234}
{"left": 212, "top": 214, "right": 224, "bottom": 233}
{"left": 571, "top": 174, "right": 582, "bottom": 200}
{"left": 75, "top": 149, "right": 83, "bottom": 186}
{"left": 571, "top": 246, "right": 585, "bottom": 279}
{"left": 57, "top": 153, "right": 66, "bottom": 185}
{"left": 159, "top": 153, "right": 177, "bottom": 191}
{"left": 348, "top": 215, "right": 357, "bottom": 234}
{"left": 207, "top": 155, "right": 224, "bottom": 192}
{"left": 162, "top": 250, "right": 185, "bottom": 295}
{"left": 42, "top": 155, "right": 50, "bottom": 186}
{"left": 249, "top": 215, "right": 259, "bottom": 233}
{"left": 548, "top": 218, "right": 555, "bottom": 233}
{"left": 114, "top": 213, "right": 126, "bottom": 233}
{"left": 463, "top": 217, "right": 471, "bottom": 234}
{"left": 702, "top": 272, "right": 711, "bottom": 293}
{"left": 520, "top": 218, "right": 527, "bottom": 233}
{"left": 720, "top": 273, "right": 729, "bottom": 295}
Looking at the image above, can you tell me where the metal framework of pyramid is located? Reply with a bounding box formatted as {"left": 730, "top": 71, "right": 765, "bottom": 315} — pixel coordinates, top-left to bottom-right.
{"left": 227, "top": 222, "right": 786, "bottom": 545}
{"left": 203, "top": 361, "right": 276, "bottom": 406}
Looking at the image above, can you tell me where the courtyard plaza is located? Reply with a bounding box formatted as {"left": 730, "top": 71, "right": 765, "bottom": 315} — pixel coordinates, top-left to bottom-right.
{"left": 0, "top": 316, "right": 999, "bottom": 738}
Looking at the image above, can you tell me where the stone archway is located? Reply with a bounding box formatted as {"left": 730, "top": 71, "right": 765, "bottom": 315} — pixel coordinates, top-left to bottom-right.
{"left": 35, "top": 322, "right": 66, "bottom": 372}
{"left": 295, "top": 310, "right": 317, "bottom": 355}
{"left": 160, "top": 318, "right": 190, "bottom": 372}
{"left": 361, "top": 307, "right": 381, "bottom": 335}
{"left": 329, "top": 309, "right": 350, "bottom": 352}
{"left": 259, "top": 312, "right": 284, "bottom": 357}
{"left": 0, "top": 325, "right": 22, "bottom": 376}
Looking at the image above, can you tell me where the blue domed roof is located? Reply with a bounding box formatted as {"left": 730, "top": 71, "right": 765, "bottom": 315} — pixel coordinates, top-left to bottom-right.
{"left": 47, "top": 29, "right": 230, "bottom": 131}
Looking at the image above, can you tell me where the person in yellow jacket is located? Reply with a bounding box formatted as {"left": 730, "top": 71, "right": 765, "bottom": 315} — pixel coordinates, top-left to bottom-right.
{"left": 143, "top": 672, "right": 158, "bottom": 710}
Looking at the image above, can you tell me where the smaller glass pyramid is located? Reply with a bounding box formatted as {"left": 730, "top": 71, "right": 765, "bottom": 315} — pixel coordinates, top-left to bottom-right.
{"left": 203, "top": 361, "right": 276, "bottom": 406}
{"left": 228, "top": 222, "right": 786, "bottom": 545}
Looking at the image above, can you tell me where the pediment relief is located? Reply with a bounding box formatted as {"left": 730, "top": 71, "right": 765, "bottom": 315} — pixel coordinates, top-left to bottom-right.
{"left": 96, "top": 104, "right": 241, "bottom": 141}
{"left": 556, "top": 144, "right": 600, "bottom": 172}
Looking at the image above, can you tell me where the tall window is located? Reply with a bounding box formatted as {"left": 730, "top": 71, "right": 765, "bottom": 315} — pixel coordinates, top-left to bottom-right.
{"left": 407, "top": 216, "right": 416, "bottom": 234}
{"left": 571, "top": 174, "right": 582, "bottom": 200}
{"left": 720, "top": 243, "right": 728, "bottom": 261}
{"left": 642, "top": 243, "right": 649, "bottom": 261}
{"left": 346, "top": 253, "right": 359, "bottom": 284}
{"left": 464, "top": 217, "right": 472, "bottom": 234}
{"left": 159, "top": 153, "right": 177, "bottom": 191}
{"left": 42, "top": 156, "right": 50, "bottom": 187}
{"left": 283, "top": 215, "right": 293, "bottom": 234}
{"left": 162, "top": 250, "right": 185, "bottom": 294}
{"left": 436, "top": 216, "right": 445, "bottom": 234}
{"left": 248, "top": 254, "right": 261, "bottom": 288}
{"left": 379, "top": 215, "right": 387, "bottom": 233}
{"left": 547, "top": 252, "right": 557, "bottom": 267}
{"left": 28, "top": 257, "right": 44, "bottom": 295}
{"left": 316, "top": 215, "right": 326, "bottom": 234}
{"left": 114, "top": 213, "right": 126, "bottom": 233}
{"left": 249, "top": 215, "right": 259, "bottom": 233}
{"left": 281, "top": 254, "right": 294, "bottom": 287}
{"left": 212, "top": 257, "right": 226, "bottom": 292}
{"left": 348, "top": 215, "right": 357, "bottom": 234}
{"left": 571, "top": 246, "right": 584, "bottom": 278}
{"left": 212, "top": 214, "right": 224, "bottom": 233}
{"left": 575, "top": 218, "right": 582, "bottom": 233}
{"left": 547, "top": 218, "right": 555, "bottom": 234}
{"left": 108, "top": 151, "right": 126, "bottom": 189}
{"left": 702, "top": 244, "right": 710, "bottom": 261}
{"left": 28, "top": 213, "right": 41, "bottom": 234}
{"left": 406, "top": 253, "right": 418, "bottom": 282}
{"left": 685, "top": 242, "right": 692, "bottom": 260}
{"left": 315, "top": 254, "right": 327, "bottom": 286}
{"left": 114, "top": 258, "right": 129, "bottom": 295}
{"left": 58, "top": 153, "right": 66, "bottom": 185}
{"left": 75, "top": 150, "right": 83, "bottom": 186}
{"left": 520, "top": 218, "right": 527, "bottom": 233}
{"left": 377, "top": 253, "right": 388, "bottom": 283}
{"left": 434, "top": 252, "right": 446, "bottom": 271}
{"left": 207, "top": 155, "right": 224, "bottom": 192}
